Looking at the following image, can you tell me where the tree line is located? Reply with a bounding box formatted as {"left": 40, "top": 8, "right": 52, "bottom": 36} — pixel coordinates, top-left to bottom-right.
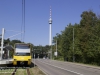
{"left": 53, "top": 10, "right": 100, "bottom": 66}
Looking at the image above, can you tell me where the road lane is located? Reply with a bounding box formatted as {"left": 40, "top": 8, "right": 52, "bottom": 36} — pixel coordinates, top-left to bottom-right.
{"left": 36, "top": 60, "right": 79, "bottom": 75}
{"left": 39, "top": 59, "right": 100, "bottom": 75}
{"left": 32, "top": 59, "right": 100, "bottom": 75}
{"left": 32, "top": 59, "right": 83, "bottom": 75}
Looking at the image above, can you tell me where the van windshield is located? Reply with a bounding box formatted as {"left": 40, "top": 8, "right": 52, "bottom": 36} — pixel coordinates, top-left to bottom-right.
{"left": 15, "top": 52, "right": 30, "bottom": 56}
{"left": 15, "top": 44, "right": 30, "bottom": 49}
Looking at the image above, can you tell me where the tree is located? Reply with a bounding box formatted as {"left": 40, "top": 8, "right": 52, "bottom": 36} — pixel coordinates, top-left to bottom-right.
{"left": 52, "top": 10, "right": 100, "bottom": 65}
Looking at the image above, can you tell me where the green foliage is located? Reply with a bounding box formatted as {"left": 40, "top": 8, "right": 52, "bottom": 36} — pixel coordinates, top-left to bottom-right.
{"left": 33, "top": 45, "right": 51, "bottom": 58}
{"left": 54, "top": 56, "right": 64, "bottom": 61}
{"left": 53, "top": 10, "right": 100, "bottom": 66}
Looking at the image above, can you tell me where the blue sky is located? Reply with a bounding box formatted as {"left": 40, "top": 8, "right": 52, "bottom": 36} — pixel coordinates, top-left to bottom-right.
{"left": 0, "top": 0, "right": 100, "bottom": 46}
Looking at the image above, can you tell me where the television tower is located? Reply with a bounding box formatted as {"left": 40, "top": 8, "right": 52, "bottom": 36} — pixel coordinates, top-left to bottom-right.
{"left": 49, "top": 6, "right": 52, "bottom": 46}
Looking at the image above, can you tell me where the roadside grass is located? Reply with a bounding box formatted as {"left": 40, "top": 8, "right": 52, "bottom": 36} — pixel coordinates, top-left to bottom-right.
{"left": 54, "top": 56, "right": 64, "bottom": 61}
{"left": 30, "top": 66, "right": 46, "bottom": 75}
{"left": 54, "top": 57, "right": 100, "bottom": 67}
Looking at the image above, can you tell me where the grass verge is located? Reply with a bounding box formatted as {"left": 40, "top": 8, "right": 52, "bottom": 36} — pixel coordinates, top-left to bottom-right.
{"left": 30, "top": 66, "right": 46, "bottom": 75}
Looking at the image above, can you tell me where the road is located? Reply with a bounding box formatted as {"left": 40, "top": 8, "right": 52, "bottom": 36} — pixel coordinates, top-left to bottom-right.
{"left": 32, "top": 59, "right": 100, "bottom": 75}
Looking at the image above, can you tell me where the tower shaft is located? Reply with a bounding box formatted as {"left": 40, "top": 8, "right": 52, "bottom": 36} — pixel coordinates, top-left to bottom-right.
{"left": 49, "top": 6, "right": 52, "bottom": 46}
{"left": 49, "top": 24, "right": 52, "bottom": 45}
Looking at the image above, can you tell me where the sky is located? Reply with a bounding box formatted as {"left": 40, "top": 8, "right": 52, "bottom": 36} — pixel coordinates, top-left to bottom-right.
{"left": 0, "top": 0, "right": 100, "bottom": 46}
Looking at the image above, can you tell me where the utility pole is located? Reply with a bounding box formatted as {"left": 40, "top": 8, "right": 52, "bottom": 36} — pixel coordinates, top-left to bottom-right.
{"left": 0, "top": 28, "right": 4, "bottom": 60}
{"left": 21, "top": 0, "right": 25, "bottom": 42}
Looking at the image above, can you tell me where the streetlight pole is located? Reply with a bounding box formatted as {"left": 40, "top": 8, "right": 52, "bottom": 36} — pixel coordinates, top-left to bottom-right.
{"left": 34, "top": 49, "right": 35, "bottom": 67}
{"left": 73, "top": 28, "right": 75, "bottom": 62}
{"left": 0, "top": 28, "right": 4, "bottom": 60}
{"left": 56, "top": 40, "right": 57, "bottom": 57}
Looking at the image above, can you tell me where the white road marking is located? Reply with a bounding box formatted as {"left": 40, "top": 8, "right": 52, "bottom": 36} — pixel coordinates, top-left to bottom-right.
{"left": 38, "top": 59, "right": 84, "bottom": 75}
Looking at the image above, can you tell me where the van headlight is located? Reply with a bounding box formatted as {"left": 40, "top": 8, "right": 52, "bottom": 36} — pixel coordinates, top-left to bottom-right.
{"left": 14, "top": 59, "right": 16, "bottom": 61}
{"left": 28, "top": 59, "right": 31, "bottom": 61}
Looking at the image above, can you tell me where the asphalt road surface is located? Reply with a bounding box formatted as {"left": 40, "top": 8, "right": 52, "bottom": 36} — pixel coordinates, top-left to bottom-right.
{"left": 32, "top": 59, "right": 100, "bottom": 75}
